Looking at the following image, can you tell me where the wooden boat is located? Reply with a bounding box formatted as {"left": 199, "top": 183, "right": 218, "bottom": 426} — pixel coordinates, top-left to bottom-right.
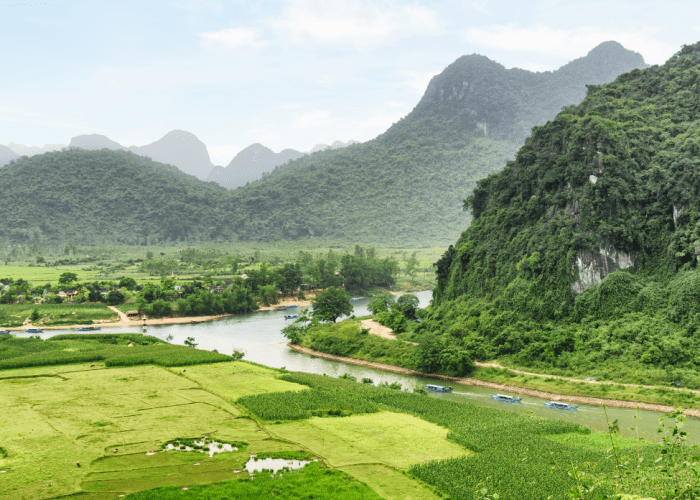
{"left": 26, "top": 328, "right": 43, "bottom": 333}
{"left": 284, "top": 315, "right": 299, "bottom": 320}
{"left": 544, "top": 401, "right": 578, "bottom": 410}
{"left": 77, "top": 326, "right": 102, "bottom": 332}
{"left": 349, "top": 297, "right": 361, "bottom": 302}
{"left": 491, "top": 394, "right": 522, "bottom": 403}
{"left": 284, "top": 305, "right": 298, "bottom": 309}
{"left": 0, "top": 330, "right": 10, "bottom": 335}
{"left": 425, "top": 384, "right": 453, "bottom": 393}
{"left": 275, "top": 306, "right": 287, "bottom": 311}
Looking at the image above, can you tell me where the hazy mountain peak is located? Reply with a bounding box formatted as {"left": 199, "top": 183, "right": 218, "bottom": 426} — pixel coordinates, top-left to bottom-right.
{"left": 408, "top": 40, "right": 648, "bottom": 143}
{"left": 6, "top": 142, "right": 66, "bottom": 157}
{"left": 0, "top": 144, "right": 19, "bottom": 167}
{"left": 128, "top": 130, "right": 214, "bottom": 180}
{"left": 69, "top": 134, "right": 126, "bottom": 151}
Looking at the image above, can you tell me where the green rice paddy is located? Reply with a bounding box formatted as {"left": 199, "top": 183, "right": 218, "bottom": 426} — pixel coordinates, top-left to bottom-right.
{"left": 0, "top": 341, "right": 679, "bottom": 500}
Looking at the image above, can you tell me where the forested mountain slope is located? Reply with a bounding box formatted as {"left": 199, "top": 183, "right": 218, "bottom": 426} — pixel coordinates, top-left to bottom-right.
{"left": 226, "top": 41, "right": 646, "bottom": 245}
{"left": 0, "top": 149, "right": 232, "bottom": 245}
{"left": 0, "top": 42, "right": 646, "bottom": 246}
{"left": 422, "top": 42, "right": 700, "bottom": 380}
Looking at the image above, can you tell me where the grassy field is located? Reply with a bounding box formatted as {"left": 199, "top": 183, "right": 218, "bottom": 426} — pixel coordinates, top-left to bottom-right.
{"left": 1, "top": 344, "right": 684, "bottom": 500}
{"left": 0, "top": 360, "right": 448, "bottom": 499}
{"left": 0, "top": 303, "right": 118, "bottom": 328}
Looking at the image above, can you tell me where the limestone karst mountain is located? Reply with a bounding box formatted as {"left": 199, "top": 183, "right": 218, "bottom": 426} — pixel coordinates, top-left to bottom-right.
{"left": 68, "top": 134, "right": 127, "bottom": 151}
{"left": 207, "top": 144, "right": 305, "bottom": 189}
{"left": 0, "top": 145, "right": 19, "bottom": 167}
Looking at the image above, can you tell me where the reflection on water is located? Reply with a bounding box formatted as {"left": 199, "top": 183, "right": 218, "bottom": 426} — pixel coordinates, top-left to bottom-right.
{"left": 31, "top": 290, "right": 700, "bottom": 445}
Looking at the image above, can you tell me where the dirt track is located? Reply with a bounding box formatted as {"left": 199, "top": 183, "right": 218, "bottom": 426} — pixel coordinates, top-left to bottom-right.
{"left": 287, "top": 343, "right": 700, "bottom": 417}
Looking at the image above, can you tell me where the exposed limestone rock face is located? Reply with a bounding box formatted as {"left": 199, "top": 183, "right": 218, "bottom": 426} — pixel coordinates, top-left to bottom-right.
{"left": 571, "top": 243, "right": 636, "bottom": 295}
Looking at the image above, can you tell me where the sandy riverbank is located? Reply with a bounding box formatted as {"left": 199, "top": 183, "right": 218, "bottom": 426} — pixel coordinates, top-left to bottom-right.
{"left": 286, "top": 343, "right": 700, "bottom": 417}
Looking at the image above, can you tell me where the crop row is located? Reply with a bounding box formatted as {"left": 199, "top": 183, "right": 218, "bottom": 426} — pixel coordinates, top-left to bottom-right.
{"left": 272, "top": 372, "right": 664, "bottom": 500}
{"left": 237, "top": 385, "right": 380, "bottom": 421}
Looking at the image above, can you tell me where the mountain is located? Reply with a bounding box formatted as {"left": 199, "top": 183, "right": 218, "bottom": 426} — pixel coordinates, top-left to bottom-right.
{"left": 67, "top": 130, "right": 215, "bottom": 180}
{"left": 207, "top": 144, "right": 305, "bottom": 189}
{"left": 223, "top": 41, "right": 647, "bottom": 244}
{"left": 409, "top": 40, "right": 647, "bottom": 144}
{"left": 6, "top": 142, "right": 66, "bottom": 157}
{"left": 0, "top": 149, "right": 230, "bottom": 245}
{"left": 208, "top": 140, "right": 359, "bottom": 189}
{"left": 0, "top": 41, "right": 648, "bottom": 247}
{"left": 69, "top": 134, "right": 127, "bottom": 151}
{"left": 127, "top": 130, "right": 214, "bottom": 180}
{"left": 0, "top": 145, "right": 19, "bottom": 167}
{"left": 422, "top": 41, "right": 700, "bottom": 379}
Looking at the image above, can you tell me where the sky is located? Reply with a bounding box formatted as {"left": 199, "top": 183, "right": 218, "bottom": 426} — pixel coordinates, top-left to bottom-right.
{"left": 1, "top": 0, "right": 698, "bottom": 166}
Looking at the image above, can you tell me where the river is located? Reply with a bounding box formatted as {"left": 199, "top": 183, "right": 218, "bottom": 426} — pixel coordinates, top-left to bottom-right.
{"left": 31, "top": 291, "right": 700, "bottom": 445}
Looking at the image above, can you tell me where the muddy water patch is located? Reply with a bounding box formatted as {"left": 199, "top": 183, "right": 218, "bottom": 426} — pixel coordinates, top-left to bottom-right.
{"left": 159, "top": 437, "right": 247, "bottom": 458}
{"left": 245, "top": 457, "right": 311, "bottom": 475}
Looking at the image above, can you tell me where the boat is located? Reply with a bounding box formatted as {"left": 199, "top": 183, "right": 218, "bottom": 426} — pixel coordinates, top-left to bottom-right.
{"left": 0, "top": 330, "right": 10, "bottom": 335}
{"left": 349, "top": 297, "right": 361, "bottom": 302}
{"left": 491, "top": 394, "right": 522, "bottom": 403}
{"left": 284, "top": 315, "right": 299, "bottom": 320}
{"left": 544, "top": 401, "right": 578, "bottom": 410}
{"left": 275, "top": 306, "right": 287, "bottom": 311}
{"left": 284, "top": 305, "right": 298, "bottom": 309}
{"left": 425, "top": 384, "right": 453, "bottom": 393}
{"left": 77, "top": 326, "right": 102, "bottom": 332}
{"left": 26, "top": 328, "right": 43, "bottom": 333}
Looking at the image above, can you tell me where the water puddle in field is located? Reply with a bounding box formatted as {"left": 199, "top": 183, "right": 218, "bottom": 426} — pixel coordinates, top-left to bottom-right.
{"left": 161, "top": 439, "right": 239, "bottom": 458}
{"left": 244, "top": 457, "right": 311, "bottom": 474}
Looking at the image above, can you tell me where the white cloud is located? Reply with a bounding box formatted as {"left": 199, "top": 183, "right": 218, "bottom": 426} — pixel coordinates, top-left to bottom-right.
{"left": 199, "top": 27, "right": 271, "bottom": 49}
{"left": 463, "top": 24, "right": 675, "bottom": 66}
{"left": 271, "top": 0, "right": 439, "bottom": 50}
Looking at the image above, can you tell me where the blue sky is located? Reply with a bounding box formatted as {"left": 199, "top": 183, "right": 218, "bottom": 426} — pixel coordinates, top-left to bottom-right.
{"left": 1, "top": 0, "right": 698, "bottom": 165}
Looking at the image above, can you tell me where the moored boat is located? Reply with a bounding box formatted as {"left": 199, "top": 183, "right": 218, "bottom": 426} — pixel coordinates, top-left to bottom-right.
{"left": 491, "top": 394, "right": 522, "bottom": 403}
{"left": 26, "top": 328, "right": 43, "bottom": 333}
{"left": 284, "top": 315, "right": 299, "bottom": 320}
{"left": 349, "top": 297, "right": 361, "bottom": 302}
{"left": 544, "top": 401, "right": 578, "bottom": 410}
{"left": 0, "top": 330, "right": 10, "bottom": 335}
{"left": 284, "top": 305, "right": 298, "bottom": 309}
{"left": 425, "top": 384, "right": 453, "bottom": 393}
{"left": 77, "top": 326, "right": 102, "bottom": 332}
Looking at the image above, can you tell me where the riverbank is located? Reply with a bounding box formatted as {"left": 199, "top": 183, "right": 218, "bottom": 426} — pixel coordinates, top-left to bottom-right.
{"left": 287, "top": 343, "right": 700, "bottom": 417}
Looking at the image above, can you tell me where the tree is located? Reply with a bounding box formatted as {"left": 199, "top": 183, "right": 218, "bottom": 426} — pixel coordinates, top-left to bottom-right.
{"left": 395, "top": 293, "right": 420, "bottom": 320}
{"left": 118, "top": 277, "right": 138, "bottom": 291}
{"left": 404, "top": 252, "right": 419, "bottom": 281}
{"left": 312, "top": 287, "right": 353, "bottom": 323}
{"left": 58, "top": 272, "right": 78, "bottom": 285}
{"left": 367, "top": 291, "right": 394, "bottom": 314}
{"left": 105, "top": 290, "right": 125, "bottom": 305}
{"left": 184, "top": 337, "right": 197, "bottom": 348}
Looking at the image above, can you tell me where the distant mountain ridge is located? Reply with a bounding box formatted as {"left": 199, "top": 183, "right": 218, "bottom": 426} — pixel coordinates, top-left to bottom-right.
{"left": 6, "top": 142, "right": 66, "bottom": 157}
{"left": 0, "top": 41, "right": 649, "bottom": 246}
{"left": 207, "top": 140, "right": 359, "bottom": 189}
{"left": 0, "top": 145, "right": 19, "bottom": 167}
{"left": 68, "top": 130, "right": 215, "bottom": 180}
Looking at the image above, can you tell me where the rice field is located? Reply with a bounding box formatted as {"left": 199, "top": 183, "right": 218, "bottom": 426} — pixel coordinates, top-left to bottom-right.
{"left": 0, "top": 303, "right": 117, "bottom": 328}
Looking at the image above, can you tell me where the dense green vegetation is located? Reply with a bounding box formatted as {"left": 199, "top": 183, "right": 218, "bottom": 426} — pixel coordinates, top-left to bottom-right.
{"left": 243, "top": 372, "right": 697, "bottom": 500}
{"left": 0, "top": 333, "right": 231, "bottom": 369}
{"left": 414, "top": 41, "right": 700, "bottom": 388}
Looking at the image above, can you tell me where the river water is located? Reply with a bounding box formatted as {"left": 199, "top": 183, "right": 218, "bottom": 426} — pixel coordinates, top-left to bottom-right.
{"left": 31, "top": 291, "right": 700, "bottom": 445}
